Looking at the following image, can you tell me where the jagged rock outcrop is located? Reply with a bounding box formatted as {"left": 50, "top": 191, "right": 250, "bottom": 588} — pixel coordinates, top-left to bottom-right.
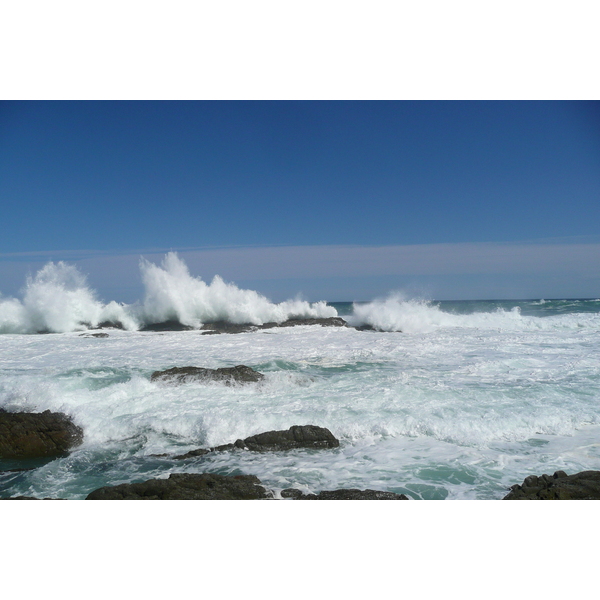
{"left": 150, "top": 365, "right": 264, "bottom": 385}
{"left": 503, "top": 470, "right": 600, "bottom": 499}
{"left": 0, "top": 409, "right": 83, "bottom": 459}
{"left": 281, "top": 488, "right": 409, "bottom": 500}
{"left": 172, "top": 425, "right": 339, "bottom": 459}
{"left": 86, "top": 472, "right": 271, "bottom": 500}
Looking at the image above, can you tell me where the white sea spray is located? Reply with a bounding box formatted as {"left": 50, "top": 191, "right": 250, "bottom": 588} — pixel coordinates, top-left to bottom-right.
{"left": 0, "top": 253, "right": 336, "bottom": 333}
{"left": 139, "top": 252, "right": 336, "bottom": 327}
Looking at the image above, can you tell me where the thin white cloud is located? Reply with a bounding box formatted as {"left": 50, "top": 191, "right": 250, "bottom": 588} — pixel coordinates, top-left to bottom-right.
{"left": 170, "top": 242, "right": 600, "bottom": 280}
{"left": 1, "top": 240, "right": 599, "bottom": 301}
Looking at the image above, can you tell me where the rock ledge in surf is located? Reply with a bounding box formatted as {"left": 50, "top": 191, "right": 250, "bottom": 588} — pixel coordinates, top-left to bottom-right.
{"left": 281, "top": 488, "right": 409, "bottom": 500}
{"left": 503, "top": 470, "right": 600, "bottom": 500}
{"left": 140, "top": 320, "right": 194, "bottom": 332}
{"left": 200, "top": 317, "right": 348, "bottom": 334}
{"left": 0, "top": 410, "right": 83, "bottom": 459}
{"left": 242, "top": 424, "right": 339, "bottom": 451}
{"left": 85, "top": 472, "right": 405, "bottom": 500}
{"left": 172, "top": 425, "right": 339, "bottom": 459}
{"left": 150, "top": 365, "right": 264, "bottom": 385}
{"left": 86, "top": 472, "right": 271, "bottom": 500}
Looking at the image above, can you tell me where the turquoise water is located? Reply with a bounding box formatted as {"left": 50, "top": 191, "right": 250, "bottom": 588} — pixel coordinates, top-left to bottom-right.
{"left": 2, "top": 296, "right": 600, "bottom": 500}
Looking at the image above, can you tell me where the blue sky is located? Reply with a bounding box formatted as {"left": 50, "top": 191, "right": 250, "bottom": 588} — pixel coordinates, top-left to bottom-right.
{"left": 1, "top": 100, "right": 599, "bottom": 301}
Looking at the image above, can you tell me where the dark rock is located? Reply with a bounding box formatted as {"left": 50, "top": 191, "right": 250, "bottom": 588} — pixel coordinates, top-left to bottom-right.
{"left": 0, "top": 410, "right": 83, "bottom": 459}
{"left": 172, "top": 448, "right": 211, "bottom": 460}
{"left": 199, "top": 317, "right": 348, "bottom": 335}
{"left": 172, "top": 440, "right": 247, "bottom": 460}
{"left": 281, "top": 488, "right": 409, "bottom": 500}
{"left": 275, "top": 317, "right": 347, "bottom": 328}
{"left": 140, "top": 320, "right": 194, "bottom": 332}
{"left": 172, "top": 425, "right": 339, "bottom": 460}
{"left": 503, "top": 470, "right": 600, "bottom": 499}
{"left": 200, "top": 321, "right": 256, "bottom": 334}
{"left": 95, "top": 320, "right": 124, "bottom": 329}
{"left": 243, "top": 425, "right": 339, "bottom": 451}
{"left": 150, "top": 365, "right": 264, "bottom": 385}
{"left": 86, "top": 472, "right": 272, "bottom": 500}
{"left": 354, "top": 324, "right": 378, "bottom": 331}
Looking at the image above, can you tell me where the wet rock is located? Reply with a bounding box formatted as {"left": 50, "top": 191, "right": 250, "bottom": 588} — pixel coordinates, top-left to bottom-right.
{"left": 172, "top": 425, "right": 339, "bottom": 460}
{"left": 150, "top": 365, "right": 264, "bottom": 385}
{"left": 95, "top": 321, "right": 125, "bottom": 330}
{"left": 281, "top": 488, "right": 409, "bottom": 500}
{"left": 172, "top": 440, "right": 245, "bottom": 460}
{"left": 503, "top": 470, "right": 600, "bottom": 499}
{"left": 86, "top": 472, "right": 272, "bottom": 500}
{"left": 242, "top": 425, "right": 339, "bottom": 451}
{"left": 140, "top": 320, "right": 194, "bottom": 332}
{"left": 275, "top": 317, "right": 347, "bottom": 328}
{"left": 171, "top": 448, "right": 211, "bottom": 460}
{"left": 0, "top": 410, "right": 83, "bottom": 459}
{"left": 200, "top": 322, "right": 256, "bottom": 334}
{"left": 200, "top": 317, "right": 348, "bottom": 335}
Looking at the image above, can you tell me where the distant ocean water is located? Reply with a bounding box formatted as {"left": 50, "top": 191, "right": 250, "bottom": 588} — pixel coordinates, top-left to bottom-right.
{"left": 1, "top": 254, "right": 599, "bottom": 499}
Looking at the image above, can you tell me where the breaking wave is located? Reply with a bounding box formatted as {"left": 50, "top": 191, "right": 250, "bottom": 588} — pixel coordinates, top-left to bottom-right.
{"left": 1, "top": 254, "right": 599, "bottom": 335}
{"left": 347, "top": 293, "right": 600, "bottom": 333}
{"left": 0, "top": 253, "right": 336, "bottom": 334}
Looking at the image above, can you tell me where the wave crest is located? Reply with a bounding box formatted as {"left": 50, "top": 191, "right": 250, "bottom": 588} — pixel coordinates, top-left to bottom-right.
{"left": 0, "top": 253, "right": 337, "bottom": 333}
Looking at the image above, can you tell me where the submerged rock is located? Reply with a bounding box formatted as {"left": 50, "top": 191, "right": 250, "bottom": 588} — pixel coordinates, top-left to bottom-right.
{"left": 503, "top": 470, "right": 600, "bottom": 499}
{"left": 0, "top": 410, "right": 83, "bottom": 459}
{"left": 86, "top": 472, "right": 272, "bottom": 500}
{"left": 172, "top": 425, "right": 340, "bottom": 460}
{"left": 281, "top": 488, "right": 409, "bottom": 500}
{"left": 150, "top": 365, "right": 264, "bottom": 385}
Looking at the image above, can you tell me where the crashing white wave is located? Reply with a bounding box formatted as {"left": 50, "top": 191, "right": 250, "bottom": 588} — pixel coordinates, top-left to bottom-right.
{"left": 347, "top": 292, "right": 600, "bottom": 333}
{"left": 139, "top": 252, "right": 337, "bottom": 327}
{"left": 0, "top": 262, "right": 136, "bottom": 334}
{"left": 0, "top": 253, "right": 337, "bottom": 333}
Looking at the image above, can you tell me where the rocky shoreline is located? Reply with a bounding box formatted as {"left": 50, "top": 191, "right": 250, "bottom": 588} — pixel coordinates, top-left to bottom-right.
{"left": 0, "top": 409, "right": 83, "bottom": 459}
{"left": 2, "top": 367, "right": 599, "bottom": 499}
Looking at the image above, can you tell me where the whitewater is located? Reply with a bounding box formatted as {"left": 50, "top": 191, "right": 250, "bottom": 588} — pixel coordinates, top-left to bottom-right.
{"left": 1, "top": 253, "right": 600, "bottom": 499}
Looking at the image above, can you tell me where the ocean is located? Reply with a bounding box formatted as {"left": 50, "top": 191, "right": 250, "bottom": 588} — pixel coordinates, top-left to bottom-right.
{"left": 1, "top": 253, "right": 599, "bottom": 500}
